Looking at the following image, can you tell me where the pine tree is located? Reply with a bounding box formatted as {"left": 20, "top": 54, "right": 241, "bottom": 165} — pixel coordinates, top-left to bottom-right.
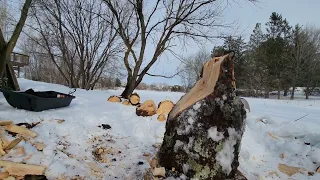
{"left": 263, "top": 12, "right": 292, "bottom": 99}
{"left": 115, "top": 78, "right": 122, "bottom": 87}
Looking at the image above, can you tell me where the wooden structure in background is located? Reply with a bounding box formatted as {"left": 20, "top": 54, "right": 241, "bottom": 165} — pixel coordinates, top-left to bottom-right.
{"left": 3, "top": 52, "right": 29, "bottom": 91}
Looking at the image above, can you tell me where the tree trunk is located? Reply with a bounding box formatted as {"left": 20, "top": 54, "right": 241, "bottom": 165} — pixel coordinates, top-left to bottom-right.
{"left": 284, "top": 89, "right": 288, "bottom": 97}
{"left": 121, "top": 76, "right": 137, "bottom": 98}
{"left": 277, "top": 79, "right": 281, "bottom": 99}
{"left": 290, "top": 86, "right": 295, "bottom": 100}
{"left": 305, "top": 87, "right": 310, "bottom": 99}
{"left": 158, "top": 53, "right": 247, "bottom": 179}
{"left": 0, "top": 0, "right": 32, "bottom": 77}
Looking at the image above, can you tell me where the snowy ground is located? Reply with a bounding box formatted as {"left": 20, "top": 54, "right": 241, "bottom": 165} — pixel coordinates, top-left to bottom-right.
{"left": 0, "top": 79, "right": 319, "bottom": 180}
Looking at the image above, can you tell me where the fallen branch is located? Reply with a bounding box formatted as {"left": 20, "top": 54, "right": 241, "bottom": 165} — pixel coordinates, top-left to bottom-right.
{"left": 294, "top": 114, "right": 308, "bottom": 122}
{"left": 144, "top": 71, "right": 181, "bottom": 79}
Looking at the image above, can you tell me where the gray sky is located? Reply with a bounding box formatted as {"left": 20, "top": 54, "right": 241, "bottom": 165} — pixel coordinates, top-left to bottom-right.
{"left": 143, "top": 0, "right": 320, "bottom": 86}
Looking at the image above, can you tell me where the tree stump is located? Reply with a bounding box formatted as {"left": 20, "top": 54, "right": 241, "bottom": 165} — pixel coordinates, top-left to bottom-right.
{"left": 158, "top": 53, "right": 247, "bottom": 179}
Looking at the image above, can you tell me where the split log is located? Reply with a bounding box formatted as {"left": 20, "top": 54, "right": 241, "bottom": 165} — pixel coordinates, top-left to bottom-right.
{"left": 0, "top": 160, "right": 46, "bottom": 176}
{"left": 0, "top": 172, "right": 9, "bottom": 179}
{"left": 129, "top": 93, "right": 140, "bottom": 105}
{"left": 278, "top": 163, "right": 306, "bottom": 176}
{"left": 4, "top": 125, "right": 37, "bottom": 138}
{"left": 0, "top": 121, "right": 13, "bottom": 126}
{"left": 158, "top": 53, "right": 247, "bottom": 179}
{"left": 122, "top": 100, "right": 131, "bottom": 106}
{"left": 157, "top": 100, "right": 174, "bottom": 115}
{"left": 4, "top": 138, "right": 23, "bottom": 151}
{"left": 157, "top": 114, "right": 166, "bottom": 122}
{"left": 107, "top": 96, "right": 121, "bottom": 103}
{"left": 136, "top": 100, "right": 157, "bottom": 117}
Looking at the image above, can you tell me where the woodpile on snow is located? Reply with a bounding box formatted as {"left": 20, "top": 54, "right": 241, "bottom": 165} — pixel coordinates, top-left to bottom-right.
{"left": 0, "top": 120, "right": 46, "bottom": 179}
{"left": 107, "top": 93, "right": 175, "bottom": 121}
{"left": 129, "top": 93, "right": 140, "bottom": 105}
{"left": 136, "top": 100, "right": 157, "bottom": 117}
{"left": 107, "top": 96, "right": 121, "bottom": 103}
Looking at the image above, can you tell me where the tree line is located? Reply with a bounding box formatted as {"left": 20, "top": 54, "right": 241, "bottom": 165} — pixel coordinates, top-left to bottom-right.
{"left": 180, "top": 12, "right": 320, "bottom": 99}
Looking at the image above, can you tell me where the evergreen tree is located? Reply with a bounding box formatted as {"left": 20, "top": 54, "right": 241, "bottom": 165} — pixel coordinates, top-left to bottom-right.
{"left": 115, "top": 78, "right": 122, "bottom": 87}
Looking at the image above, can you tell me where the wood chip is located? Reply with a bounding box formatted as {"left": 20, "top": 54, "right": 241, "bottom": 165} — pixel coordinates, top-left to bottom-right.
{"left": 153, "top": 167, "right": 165, "bottom": 177}
{"left": 1, "top": 137, "right": 10, "bottom": 148}
{"left": 4, "top": 125, "right": 37, "bottom": 138}
{"left": 0, "top": 141, "right": 6, "bottom": 155}
{"left": 13, "top": 146, "right": 25, "bottom": 156}
{"left": 280, "top": 153, "right": 285, "bottom": 159}
{"left": 87, "top": 162, "right": 102, "bottom": 172}
{"left": 0, "top": 160, "right": 45, "bottom": 176}
{"left": 268, "top": 171, "right": 279, "bottom": 177}
{"left": 316, "top": 166, "right": 320, "bottom": 173}
{"left": 4, "top": 176, "right": 15, "bottom": 180}
{"left": 268, "top": 132, "right": 279, "bottom": 139}
{"left": 0, "top": 121, "right": 13, "bottom": 126}
{"left": 34, "top": 143, "right": 46, "bottom": 151}
{"left": 4, "top": 138, "right": 23, "bottom": 151}
{"left": 0, "top": 172, "right": 9, "bottom": 179}
{"left": 57, "top": 119, "right": 65, "bottom": 124}
{"left": 278, "top": 163, "right": 306, "bottom": 176}
{"left": 25, "top": 154, "right": 32, "bottom": 161}
{"left": 143, "top": 153, "right": 151, "bottom": 157}
{"left": 149, "top": 157, "right": 158, "bottom": 169}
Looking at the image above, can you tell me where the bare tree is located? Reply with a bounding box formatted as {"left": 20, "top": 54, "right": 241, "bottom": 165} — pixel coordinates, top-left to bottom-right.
{"left": 103, "top": 0, "right": 237, "bottom": 98}
{"left": 0, "top": 0, "right": 32, "bottom": 81}
{"left": 179, "top": 48, "right": 211, "bottom": 90}
{"left": 302, "top": 26, "right": 320, "bottom": 99}
{"left": 289, "top": 25, "right": 313, "bottom": 99}
{"left": 27, "top": 0, "right": 122, "bottom": 90}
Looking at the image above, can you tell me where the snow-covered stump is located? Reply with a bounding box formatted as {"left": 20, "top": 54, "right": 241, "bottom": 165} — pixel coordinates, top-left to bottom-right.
{"left": 158, "top": 53, "right": 247, "bottom": 179}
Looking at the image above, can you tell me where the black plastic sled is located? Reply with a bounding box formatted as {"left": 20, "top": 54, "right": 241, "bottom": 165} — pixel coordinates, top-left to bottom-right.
{"left": 0, "top": 88, "right": 76, "bottom": 112}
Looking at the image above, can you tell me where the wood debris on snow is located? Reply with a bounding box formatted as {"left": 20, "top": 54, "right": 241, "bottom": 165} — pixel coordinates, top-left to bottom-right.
{"left": 278, "top": 163, "right": 306, "bottom": 176}
{"left": 0, "top": 160, "right": 46, "bottom": 177}
{"left": 0, "top": 172, "right": 9, "bottom": 179}
{"left": 87, "top": 162, "right": 102, "bottom": 172}
{"left": 4, "top": 138, "right": 23, "bottom": 151}
{"left": 4, "top": 125, "right": 37, "bottom": 138}
{"left": 153, "top": 167, "right": 165, "bottom": 177}
{"left": 280, "top": 153, "right": 285, "bottom": 159}
{"left": 32, "top": 142, "right": 46, "bottom": 151}
{"left": 268, "top": 132, "right": 279, "bottom": 139}
{"left": 0, "top": 121, "right": 13, "bottom": 126}
{"left": 13, "top": 146, "right": 25, "bottom": 156}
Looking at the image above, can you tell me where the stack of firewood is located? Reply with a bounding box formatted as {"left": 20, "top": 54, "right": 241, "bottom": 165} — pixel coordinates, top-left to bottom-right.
{"left": 107, "top": 93, "right": 175, "bottom": 121}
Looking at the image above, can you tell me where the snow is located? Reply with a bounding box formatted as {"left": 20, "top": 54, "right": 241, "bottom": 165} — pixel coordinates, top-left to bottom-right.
{"left": 0, "top": 78, "right": 320, "bottom": 179}
{"left": 207, "top": 127, "right": 224, "bottom": 141}
{"left": 216, "top": 127, "right": 241, "bottom": 174}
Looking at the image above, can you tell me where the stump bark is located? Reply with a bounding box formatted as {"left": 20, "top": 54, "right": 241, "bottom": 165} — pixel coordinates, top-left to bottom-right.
{"left": 158, "top": 53, "right": 247, "bottom": 179}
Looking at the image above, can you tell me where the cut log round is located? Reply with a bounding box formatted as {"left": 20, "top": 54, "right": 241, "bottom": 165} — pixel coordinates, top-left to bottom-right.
{"left": 136, "top": 100, "right": 157, "bottom": 117}
{"left": 157, "top": 100, "right": 174, "bottom": 115}
{"left": 107, "top": 96, "right": 121, "bottom": 103}
{"left": 122, "top": 100, "right": 131, "bottom": 106}
{"left": 158, "top": 53, "right": 247, "bottom": 179}
{"left": 129, "top": 93, "right": 140, "bottom": 105}
{"left": 157, "top": 114, "right": 166, "bottom": 122}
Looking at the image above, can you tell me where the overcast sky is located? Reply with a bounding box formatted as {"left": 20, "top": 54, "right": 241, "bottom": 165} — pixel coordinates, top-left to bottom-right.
{"left": 143, "top": 0, "right": 320, "bottom": 86}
